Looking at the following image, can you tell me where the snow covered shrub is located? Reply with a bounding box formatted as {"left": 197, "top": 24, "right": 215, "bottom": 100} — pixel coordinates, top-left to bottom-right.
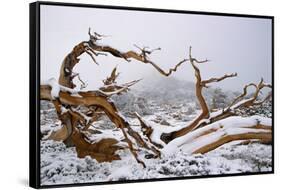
{"left": 111, "top": 92, "right": 153, "bottom": 117}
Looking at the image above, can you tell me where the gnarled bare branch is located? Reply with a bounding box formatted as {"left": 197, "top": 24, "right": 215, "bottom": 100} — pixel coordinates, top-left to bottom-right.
{"left": 201, "top": 73, "right": 237, "bottom": 87}
{"left": 169, "top": 47, "right": 210, "bottom": 139}
{"left": 226, "top": 78, "right": 272, "bottom": 111}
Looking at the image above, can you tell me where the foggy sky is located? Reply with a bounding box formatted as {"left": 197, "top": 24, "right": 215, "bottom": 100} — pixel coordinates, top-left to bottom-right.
{"left": 40, "top": 5, "right": 272, "bottom": 91}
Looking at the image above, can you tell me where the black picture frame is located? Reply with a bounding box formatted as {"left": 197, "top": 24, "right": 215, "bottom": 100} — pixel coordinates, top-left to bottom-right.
{"left": 30, "top": 1, "right": 274, "bottom": 189}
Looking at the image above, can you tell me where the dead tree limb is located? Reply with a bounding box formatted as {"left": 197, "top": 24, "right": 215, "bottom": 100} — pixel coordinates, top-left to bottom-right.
{"left": 59, "top": 28, "right": 188, "bottom": 89}
{"left": 168, "top": 47, "right": 236, "bottom": 140}
{"left": 162, "top": 116, "right": 271, "bottom": 155}
{"left": 41, "top": 81, "right": 160, "bottom": 166}
{"left": 136, "top": 46, "right": 271, "bottom": 153}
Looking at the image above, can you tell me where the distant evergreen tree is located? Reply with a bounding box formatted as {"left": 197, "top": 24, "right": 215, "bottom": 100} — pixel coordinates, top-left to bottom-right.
{"left": 211, "top": 88, "right": 227, "bottom": 110}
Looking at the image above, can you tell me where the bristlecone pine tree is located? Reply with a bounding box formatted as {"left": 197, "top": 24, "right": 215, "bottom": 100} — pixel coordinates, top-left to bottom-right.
{"left": 41, "top": 28, "right": 272, "bottom": 168}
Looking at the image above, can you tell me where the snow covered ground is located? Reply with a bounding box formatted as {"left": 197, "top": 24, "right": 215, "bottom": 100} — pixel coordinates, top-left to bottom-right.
{"left": 40, "top": 140, "right": 272, "bottom": 185}
{"left": 40, "top": 79, "right": 272, "bottom": 186}
{"left": 40, "top": 103, "right": 272, "bottom": 185}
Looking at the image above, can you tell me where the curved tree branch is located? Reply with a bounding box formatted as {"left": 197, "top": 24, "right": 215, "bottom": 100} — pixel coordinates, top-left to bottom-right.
{"left": 168, "top": 47, "right": 211, "bottom": 140}
{"left": 201, "top": 73, "right": 237, "bottom": 87}
{"left": 59, "top": 28, "right": 188, "bottom": 89}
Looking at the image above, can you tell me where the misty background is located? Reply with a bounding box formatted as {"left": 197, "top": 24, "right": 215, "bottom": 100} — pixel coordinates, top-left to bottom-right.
{"left": 40, "top": 5, "right": 272, "bottom": 91}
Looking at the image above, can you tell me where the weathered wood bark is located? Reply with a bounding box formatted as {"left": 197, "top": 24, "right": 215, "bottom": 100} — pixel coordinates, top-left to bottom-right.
{"left": 192, "top": 130, "right": 271, "bottom": 154}
{"left": 138, "top": 114, "right": 272, "bottom": 155}
{"left": 168, "top": 47, "right": 211, "bottom": 140}
{"left": 41, "top": 83, "right": 160, "bottom": 166}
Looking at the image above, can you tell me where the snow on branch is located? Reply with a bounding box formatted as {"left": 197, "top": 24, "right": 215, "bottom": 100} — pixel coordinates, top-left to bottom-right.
{"left": 162, "top": 115, "right": 271, "bottom": 155}
{"left": 42, "top": 78, "right": 82, "bottom": 99}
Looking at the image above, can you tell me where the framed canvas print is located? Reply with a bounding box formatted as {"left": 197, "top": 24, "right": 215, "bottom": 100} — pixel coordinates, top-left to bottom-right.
{"left": 29, "top": 1, "right": 274, "bottom": 189}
